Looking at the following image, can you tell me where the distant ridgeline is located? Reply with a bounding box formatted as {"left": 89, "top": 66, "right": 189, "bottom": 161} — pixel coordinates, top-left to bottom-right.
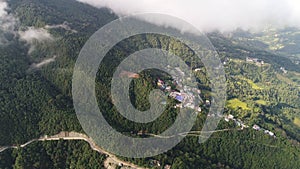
{"left": 0, "top": 0, "right": 299, "bottom": 168}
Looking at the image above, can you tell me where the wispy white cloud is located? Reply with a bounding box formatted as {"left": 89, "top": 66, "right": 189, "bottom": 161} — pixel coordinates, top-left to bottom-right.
{"left": 0, "top": 0, "right": 17, "bottom": 44}
{"left": 0, "top": 0, "right": 8, "bottom": 17}
{"left": 18, "top": 27, "right": 54, "bottom": 43}
{"left": 30, "top": 55, "right": 57, "bottom": 69}
{"left": 77, "top": 0, "right": 300, "bottom": 32}
{"left": 18, "top": 27, "right": 55, "bottom": 53}
{"left": 45, "top": 21, "right": 77, "bottom": 33}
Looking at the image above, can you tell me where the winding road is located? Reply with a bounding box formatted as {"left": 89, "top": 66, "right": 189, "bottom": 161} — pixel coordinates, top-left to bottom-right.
{"left": 0, "top": 128, "right": 279, "bottom": 168}
{"left": 0, "top": 132, "right": 146, "bottom": 169}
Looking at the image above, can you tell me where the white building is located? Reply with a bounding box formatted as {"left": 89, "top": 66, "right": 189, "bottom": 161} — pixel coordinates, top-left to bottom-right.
{"left": 253, "top": 124, "right": 261, "bottom": 130}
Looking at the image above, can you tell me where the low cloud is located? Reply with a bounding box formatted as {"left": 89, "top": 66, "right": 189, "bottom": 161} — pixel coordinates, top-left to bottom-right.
{"left": 30, "top": 55, "right": 57, "bottom": 69}
{"left": 0, "top": 0, "right": 17, "bottom": 44}
{"left": 19, "top": 22, "right": 77, "bottom": 53}
{"left": 19, "top": 27, "right": 54, "bottom": 43}
{"left": 18, "top": 27, "right": 55, "bottom": 53}
{"left": 45, "top": 21, "right": 77, "bottom": 33}
{"left": 77, "top": 0, "right": 300, "bottom": 32}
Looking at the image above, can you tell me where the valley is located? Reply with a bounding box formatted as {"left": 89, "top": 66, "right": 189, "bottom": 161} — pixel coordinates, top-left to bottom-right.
{"left": 0, "top": 0, "right": 300, "bottom": 168}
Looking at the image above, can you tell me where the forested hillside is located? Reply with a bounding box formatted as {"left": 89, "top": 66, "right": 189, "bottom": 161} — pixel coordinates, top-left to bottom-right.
{"left": 0, "top": 140, "right": 106, "bottom": 169}
{"left": 0, "top": 0, "right": 299, "bottom": 168}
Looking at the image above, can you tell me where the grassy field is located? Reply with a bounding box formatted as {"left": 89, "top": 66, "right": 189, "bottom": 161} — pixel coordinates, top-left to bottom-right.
{"left": 240, "top": 77, "right": 264, "bottom": 90}
{"left": 227, "top": 98, "right": 251, "bottom": 110}
{"left": 288, "top": 71, "right": 300, "bottom": 85}
{"left": 255, "top": 100, "right": 268, "bottom": 105}
{"left": 293, "top": 117, "right": 300, "bottom": 127}
{"left": 276, "top": 73, "right": 294, "bottom": 84}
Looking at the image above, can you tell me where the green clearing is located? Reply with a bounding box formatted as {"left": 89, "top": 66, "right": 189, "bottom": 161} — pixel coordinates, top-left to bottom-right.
{"left": 240, "top": 77, "right": 264, "bottom": 90}
{"left": 255, "top": 100, "right": 267, "bottom": 105}
{"left": 276, "top": 73, "right": 294, "bottom": 84}
{"left": 227, "top": 98, "right": 251, "bottom": 110}
{"left": 293, "top": 117, "right": 300, "bottom": 127}
{"left": 288, "top": 71, "right": 300, "bottom": 84}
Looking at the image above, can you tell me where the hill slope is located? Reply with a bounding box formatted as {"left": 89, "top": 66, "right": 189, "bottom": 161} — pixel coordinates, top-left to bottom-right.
{"left": 0, "top": 0, "right": 299, "bottom": 168}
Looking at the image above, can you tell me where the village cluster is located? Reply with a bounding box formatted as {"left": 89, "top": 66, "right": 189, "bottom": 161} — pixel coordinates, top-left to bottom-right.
{"left": 224, "top": 114, "right": 249, "bottom": 129}
{"left": 252, "top": 124, "right": 276, "bottom": 137}
{"left": 246, "top": 57, "right": 265, "bottom": 66}
{"left": 156, "top": 66, "right": 202, "bottom": 112}
{"left": 246, "top": 57, "right": 288, "bottom": 74}
{"left": 156, "top": 66, "right": 277, "bottom": 139}
{"left": 224, "top": 114, "right": 276, "bottom": 138}
{"left": 280, "top": 67, "right": 288, "bottom": 74}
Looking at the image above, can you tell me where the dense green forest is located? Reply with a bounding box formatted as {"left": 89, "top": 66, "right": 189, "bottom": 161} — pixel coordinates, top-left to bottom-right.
{"left": 0, "top": 140, "right": 106, "bottom": 169}
{"left": 0, "top": 0, "right": 300, "bottom": 168}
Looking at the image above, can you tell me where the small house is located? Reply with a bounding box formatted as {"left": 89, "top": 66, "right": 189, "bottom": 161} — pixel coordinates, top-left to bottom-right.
{"left": 164, "top": 165, "right": 171, "bottom": 169}
{"left": 166, "top": 86, "right": 172, "bottom": 91}
{"left": 205, "top": 100, "right": 210, "bottom": 106}
{"left": 253, "top": 124, "right": 261, "bottom": 130}
{"left": 268, "top": 132, "right": 275, "bottom": 137}
{"left": 175, "top": 95, "right": 184, "bottom": 102}
{"left": 228, "top": 114, "right": 234, "bottom": 119}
